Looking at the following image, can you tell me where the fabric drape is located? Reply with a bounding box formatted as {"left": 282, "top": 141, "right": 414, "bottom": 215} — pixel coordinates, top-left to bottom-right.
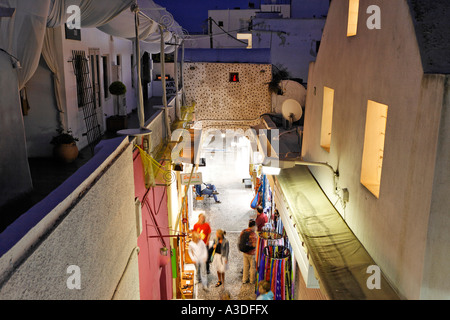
{"left": 0, "top": 0, "right": 52, "bottom": 90}
{"left": 42, "top": 27, "right": 67, "bottom": 130}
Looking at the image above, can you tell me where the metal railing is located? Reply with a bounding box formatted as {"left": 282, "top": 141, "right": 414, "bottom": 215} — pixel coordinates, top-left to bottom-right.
{"left": 262, "top": 0, "right": 291, "bottom": 5}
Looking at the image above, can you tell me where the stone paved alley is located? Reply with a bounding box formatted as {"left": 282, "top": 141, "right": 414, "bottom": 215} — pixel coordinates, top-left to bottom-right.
{"left": 190, "top": 132, "right": 258, "bottom": 300}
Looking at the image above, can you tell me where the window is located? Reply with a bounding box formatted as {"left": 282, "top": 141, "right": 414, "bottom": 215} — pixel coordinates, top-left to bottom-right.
{"left": 347, "top": 0, "right": 360, "bottom": 37}
{"left": 360, "top": 100, "right": 388, "bottom": 198}
{"left": 229, "top": 73, "right": 239, "bottom": 82}
{"left": 320, "top": 87, "right": 335, "bottom": 152}
{"left": 102, "top": 55, "right": 110, "bottom": 100}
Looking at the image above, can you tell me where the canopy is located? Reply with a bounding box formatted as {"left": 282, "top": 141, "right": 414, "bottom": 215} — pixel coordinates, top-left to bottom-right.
{"left": 0, "top": 0, "right": 183, "bottom": 90}
{"left": 275, "top": 165, "right": 401, "bottom": 300}
{"left": 97, "top": 0, "right": 183, "bottom": 54}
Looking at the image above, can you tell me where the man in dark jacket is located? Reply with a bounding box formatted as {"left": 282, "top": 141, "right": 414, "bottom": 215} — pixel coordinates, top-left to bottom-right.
{"left": 239, "top": 220, "right": 258, "bottom": 284}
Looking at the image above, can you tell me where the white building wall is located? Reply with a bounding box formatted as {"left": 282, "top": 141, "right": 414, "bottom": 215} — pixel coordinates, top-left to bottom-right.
{"left": 60, "top": 27, "right": 137, "bottom": 151}
{"left": 209, "top": 9, "right": 258, "bottom": 48}
{"left": 23, "top": 26, "right": 138, "bottom": 155}
{"left": 420, "top": 77, "right": 450, "bottom": 300}
{"left": 252, "top": 18, "right": 325, "bottom": 81}
{"left": 301, "top": 0, "right": 446, "bottom": 299}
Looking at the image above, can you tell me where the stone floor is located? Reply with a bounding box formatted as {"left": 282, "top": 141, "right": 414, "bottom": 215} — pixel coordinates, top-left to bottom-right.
{"left": 189, "top": 132, "right": 258, "bottom": 300}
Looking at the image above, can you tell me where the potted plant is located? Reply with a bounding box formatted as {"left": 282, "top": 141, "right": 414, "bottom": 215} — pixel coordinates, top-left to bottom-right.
{"left": 106, "top": 81, "right": 128, "bottom": 132}
{"left": 50, "top": 129, "right": 79, "bottom": 163}
{"left": 268, "top": 65, "right": 290, "bottom": 95}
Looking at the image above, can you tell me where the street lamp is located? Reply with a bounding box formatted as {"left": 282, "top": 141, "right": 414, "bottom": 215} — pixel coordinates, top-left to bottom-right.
{"left": 262, "top": 157, "right": 339, "bottom": 191}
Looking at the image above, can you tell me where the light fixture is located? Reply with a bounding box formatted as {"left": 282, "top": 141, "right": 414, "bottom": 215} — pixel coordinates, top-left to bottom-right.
{"left": 261, "top": 166, "right": 281, "bottom": 176}
{"left": 262, "top": 157, "right": 339, "bottom": 190}
{"left": 160, "top": 247, "right": 169, "bottom": 256}
{"left": 173, "top": 163, "right": 183, "bottom": 171}
{"left": 0, "top": 48, "right": 21, "bottom": 69}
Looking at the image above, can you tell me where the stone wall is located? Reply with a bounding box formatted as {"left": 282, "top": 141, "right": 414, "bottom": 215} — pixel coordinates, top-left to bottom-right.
{"left": 183, "top": 62, "right": 272, "bottom": 127}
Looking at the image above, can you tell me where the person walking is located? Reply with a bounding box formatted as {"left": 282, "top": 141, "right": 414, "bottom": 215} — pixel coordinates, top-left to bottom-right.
{"left": 239, "top": 219, "right": 257, "bottom": 284}
{"left": 192, "top": 214, "right": 213, "bottom": 274}
{"left": 188, "top": 232, "right": 209, "bottom": 291}
{"left": 212, "top": 229, "right": 229, "bottom": 288}
{"left": 255, "top": 205, "right": 268, "bottom": 232}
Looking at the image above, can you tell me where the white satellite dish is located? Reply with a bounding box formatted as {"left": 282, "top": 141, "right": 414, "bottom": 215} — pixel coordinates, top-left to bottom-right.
{"left": 281, "top": 99, "right": 303, "bottom": 123}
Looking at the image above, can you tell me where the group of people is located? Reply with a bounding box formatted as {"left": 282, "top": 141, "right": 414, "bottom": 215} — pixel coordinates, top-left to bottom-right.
{"left": 187, "top": 205, "right": 272, "bottom": 300}
{"left": 188, "top": 213, "right": 229, "bottom": 291}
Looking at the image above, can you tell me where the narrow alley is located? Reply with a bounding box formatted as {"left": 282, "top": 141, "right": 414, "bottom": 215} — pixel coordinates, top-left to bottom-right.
{"left": 189, "top": 131, "right": 257, "bottom": 300}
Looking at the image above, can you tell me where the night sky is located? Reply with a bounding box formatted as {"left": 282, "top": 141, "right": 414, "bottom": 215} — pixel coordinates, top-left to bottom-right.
{"left": 155, "top": 0, "right": 262, "bottom": 33}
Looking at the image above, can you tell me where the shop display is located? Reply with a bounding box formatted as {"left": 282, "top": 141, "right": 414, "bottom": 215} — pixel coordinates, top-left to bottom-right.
{"left": 256, "top": 244, "right": 294, "bottom": 300}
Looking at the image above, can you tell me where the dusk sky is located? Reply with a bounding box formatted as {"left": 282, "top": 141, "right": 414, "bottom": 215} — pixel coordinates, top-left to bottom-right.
{"left": 156, "top": 0, "right": 261, "bottom": 33}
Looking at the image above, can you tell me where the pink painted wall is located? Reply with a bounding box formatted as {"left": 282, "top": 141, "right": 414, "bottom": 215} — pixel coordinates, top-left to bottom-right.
{"left": 133, "top": 150, "right": 173, "bottom": 300}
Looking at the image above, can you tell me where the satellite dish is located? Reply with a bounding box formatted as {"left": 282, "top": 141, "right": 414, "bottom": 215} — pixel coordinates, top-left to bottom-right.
{"left": 281, "top": 99, "right": 303, "bottom": 122}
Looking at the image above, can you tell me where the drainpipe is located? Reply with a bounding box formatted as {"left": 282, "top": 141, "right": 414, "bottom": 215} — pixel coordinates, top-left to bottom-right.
{"left": 160, "top": 25, "right": 172, "bottom": 140}
{"left": 132, "top": 4, "right": 145, "bottom": 129}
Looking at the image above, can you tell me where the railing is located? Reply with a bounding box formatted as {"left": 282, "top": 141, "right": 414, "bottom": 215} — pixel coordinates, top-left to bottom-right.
{"left": 262, "top": 0, "right": 291, "bottom": 5}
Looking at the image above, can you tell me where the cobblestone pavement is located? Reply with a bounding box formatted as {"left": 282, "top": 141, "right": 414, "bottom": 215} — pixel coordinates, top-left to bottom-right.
{"left": 190, "top": 135, "right": 258, "bottom": 300}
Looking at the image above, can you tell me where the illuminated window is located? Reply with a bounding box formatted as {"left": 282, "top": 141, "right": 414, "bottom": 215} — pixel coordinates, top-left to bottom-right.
{"left": 229, "top": 73, "right": 239, "bottom": 82}
{"left": 360, "top": 100, "right": 388, "bottom": 198}
{"left": 237, "top": 33, "right": 252, "bottom": 49}
{"left": 320, "top": 87, "right": 335, "bottom": 152}
{"left": 347, "top": 0, "right": 360, "bottom": 37}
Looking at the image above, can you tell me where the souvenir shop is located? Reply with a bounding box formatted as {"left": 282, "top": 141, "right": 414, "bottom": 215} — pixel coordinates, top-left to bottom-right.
{"left": 250, "top": 164, "right": 297, "bottom": 300}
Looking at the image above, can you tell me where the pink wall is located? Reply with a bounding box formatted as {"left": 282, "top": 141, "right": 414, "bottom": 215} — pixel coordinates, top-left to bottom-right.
{"left": 133, "top": 150, "right": 173, "bottom": 300}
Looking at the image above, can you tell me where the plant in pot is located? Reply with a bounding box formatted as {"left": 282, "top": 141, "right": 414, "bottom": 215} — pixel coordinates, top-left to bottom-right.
{"left": 106, "top": 81, "right": 128, "bottom": 132}
{"left": 268, "top": 65, "right": 290, "bottom": 95}
{"left": 50, "top": 129, "right": 79, "bottom": 163}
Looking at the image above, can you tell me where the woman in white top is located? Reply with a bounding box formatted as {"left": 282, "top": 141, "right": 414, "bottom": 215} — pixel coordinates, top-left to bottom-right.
{"left": 188, "top": 232, "right": 208, "bottom": 290}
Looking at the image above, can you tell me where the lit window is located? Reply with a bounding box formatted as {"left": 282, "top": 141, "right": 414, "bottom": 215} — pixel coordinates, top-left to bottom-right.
{"left": 360, "top": 100, "right": 388, "bottom": 198}
{"left": 320, "top": 87, "right": 335, "bottom": 152}
{"left": 237, "top": 33, "right": 252, "bottom": 49}
{"left": 229, "top": 73, "right": 239, "bottom": 82}
{"left": 347, "top": 0, "right": 360, "bottom": 37}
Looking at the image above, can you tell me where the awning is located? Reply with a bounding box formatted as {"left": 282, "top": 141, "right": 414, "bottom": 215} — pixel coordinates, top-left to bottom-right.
{"left": 275, "top": 165, "right": 401, "bottom": 300}
{"left": 97, "top": 0, "right": 184, "bottom": 54}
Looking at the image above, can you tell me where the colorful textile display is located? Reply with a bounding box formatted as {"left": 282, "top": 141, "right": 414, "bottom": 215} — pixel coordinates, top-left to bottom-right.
{"left": 256, "top": 245, "right": 293, "bottom": 300}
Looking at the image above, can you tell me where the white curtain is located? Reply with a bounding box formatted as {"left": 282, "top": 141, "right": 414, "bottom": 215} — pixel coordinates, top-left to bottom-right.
{"left": 97, "top": 7, "right": 158, "bottom": 41}
{"left": 0, "top": 0, "right": 52, "bottom": 90}
{"left": 41, "top": 27, "right": 67, "bottom": 130}
{"left": 97, "top": 0, "right": 182, "bottom": 54}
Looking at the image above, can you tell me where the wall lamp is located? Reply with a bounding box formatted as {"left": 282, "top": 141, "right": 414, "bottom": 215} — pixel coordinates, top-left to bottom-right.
{"left": 262, "top": 157, "right": 339, "bottom": 191}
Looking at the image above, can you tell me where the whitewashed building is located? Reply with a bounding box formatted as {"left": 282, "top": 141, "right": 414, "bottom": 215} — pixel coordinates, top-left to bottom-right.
{"left": 183, "top": 0, "right": 329, "bottom": 82}
{"left": 302, "top": 0, "right": 450, "bottom": 299}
